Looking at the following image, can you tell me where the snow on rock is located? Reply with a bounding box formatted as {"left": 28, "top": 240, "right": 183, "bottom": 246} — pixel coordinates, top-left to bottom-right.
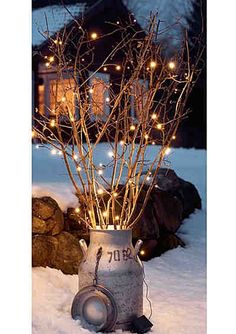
{"left": 124, "top": 0, "right": 194, "bottom": 49}
{"left": 32, "top": 4, "right": 86, "bottom": 46}
{"left": 32, "top": 145, "right": 206, "bottom": 333}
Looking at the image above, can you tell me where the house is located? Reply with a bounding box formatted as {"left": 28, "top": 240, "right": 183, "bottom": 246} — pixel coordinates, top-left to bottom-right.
{"left": 32, "top": 0, "right": 146, "bottom": 129}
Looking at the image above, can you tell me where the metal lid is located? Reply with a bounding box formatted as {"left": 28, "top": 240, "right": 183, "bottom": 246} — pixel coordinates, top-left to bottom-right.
{"left": 71, "top": 285, "right": 118, "bottom": 332}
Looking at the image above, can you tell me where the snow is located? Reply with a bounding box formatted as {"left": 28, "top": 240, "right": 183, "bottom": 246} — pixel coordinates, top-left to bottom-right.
{"left": 32, "top": 144, "right": 206, "bottom": 334}
{"left": 32, "top": 4, "right": 86, "bottom": 46}
{"left": 123, "top": 0, "right": 194, "bottom": 49}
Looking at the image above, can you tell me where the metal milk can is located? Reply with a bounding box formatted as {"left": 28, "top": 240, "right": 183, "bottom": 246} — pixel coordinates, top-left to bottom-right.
{"left": 76, "top": 229, "right": 143, "bottom": 331}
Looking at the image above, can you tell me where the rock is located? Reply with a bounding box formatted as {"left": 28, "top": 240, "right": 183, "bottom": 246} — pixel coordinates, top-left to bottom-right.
{"left": 32, "top": 197, "right": 64, "bottom": 235}
{"left": 32, "top": 232, "right": 83, "bottom": 274}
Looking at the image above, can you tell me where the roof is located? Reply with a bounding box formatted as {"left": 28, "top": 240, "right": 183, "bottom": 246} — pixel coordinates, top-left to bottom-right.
{"left": 32, "top": 3, "right": 86, "bottom": 46}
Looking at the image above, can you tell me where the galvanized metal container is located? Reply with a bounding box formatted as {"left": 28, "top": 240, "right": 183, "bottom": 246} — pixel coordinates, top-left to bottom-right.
{"left": 79, "top": 229, "right": 143, "bottom": 331}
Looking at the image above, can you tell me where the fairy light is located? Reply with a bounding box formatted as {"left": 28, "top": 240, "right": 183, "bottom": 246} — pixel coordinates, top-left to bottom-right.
{"left": 99, "top": 163, "right": 103, "bottom": 167}
{"left": 103, "top": 67, "right": 107, "bottom": 72}
{"left": 105, "top": 97, "right": 110, "bottom": 102}
{"left": 108, "top": 151, "right": 114, "bottom": 157}
{"left": 152, "top": 141, "right": 155, "bottom": 145}
{"left": 130, "top": 125, "right": 135, "bottom": 131}
{"left": 75, "top": 207, "right": 80, "bottom": 214}
{"left": 151, "top": 113, "right": 157, "bottom": 120}
{"left": 116, "top": 21, "right": 120, "bottom": 24}
{"left": 115, "top": 215, "right": 120, "bottom": 221}
{"left": 89, "top": 88, "right": 94, "bottom": 94}
{"left": 156, "top": 123, "right": 163, "bottom": 130}
{"left": 168, "top": 61, "right": 176, "bottom": 70}
{"left": 98, "top": 169, "right": 103, "bottom": 175}
{"left": 164, "top": 147, "right": 171, "bottom": 155}
{"left": 140, "top": 250, "right": 145, "bottom": 256}
{"left": 36, "top": 144, "right": 40, "bottom": 149}
{"left": 32, "top": 130, "right": 35, "bottom": 138}
{"left": 150, "top": 61, "right": 157, "bottom": 69}
{"left": 172, "top": 135, "right": 176, "bottom": 140}
{"left": 119, "top": 140, "right": 125, "bottom": 146}
{"left": 102, "top": 211, "right": 108, "bottom": 217}
{"left": 54, "top": 39, "right": 58, "bottom": 44}
{"left": 51, "top": 148, "right": 57, "bottom": 155}
{"left": 97, "top": 188, "right": 104, "bottom": 195}
{"left": 58, "top": 151, "right": 63, "bottom": 156}
{"left": 144, "top": 134, "right": 149, "bottom": 140}
{"left": 59, "top": 40, "right": 62, "bottom": 45}
{"left": 50, "top": 119, "right": 56, "bottom": 127}
{"left": 61, "top": 96, "right": 66, "bottom": 102}
{"left": 45, "top": 62, "right": 50, "bottom": 67}
{"left": 113, "top": 192, "right": 118, "bottom": 198}
{"left": 73, "top": 154, "right": 78, "bottom": 160}
{"left": 49, "top": 56, "right": 54, "bottom": 62}
{"left": 91, "top": 32, "right": 98, "bottom": 40}
{"left": 146, "top": 176, "right": 151, "bottom": 181}
{"left": 77, "top": 166, "right": 82, "bottom": 172}
{"left": 115, "top": 65, "right": 121, "bottom": 71}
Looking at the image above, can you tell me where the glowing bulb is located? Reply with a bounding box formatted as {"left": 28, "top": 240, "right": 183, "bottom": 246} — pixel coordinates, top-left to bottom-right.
{"left": 116, "top": 21, "right": 120, "bottom": 24}
{"left": 140, "top": 250, "right": 145, "bottom": 255}
{"left": 130, "top": 125, "right": 135, "bottom": 131}
{"left": 115, "top": 65, "right": 121, "bottom": 71}
{"left": 50, "top": 119, "right": 56, "bottom": 127}
{"left": 172, "top": 135, "right": 176, "bottom": 140}
{"left": 144, "top": 134, "right": 149, "bottom": 140}
{"left": 134, "top": 19, "right": 137, "bottom": 23}
{"left": 49, "top": 56, "right": 54, "bottom": 62}
{"left": 150, "top": 61, "right": 157, "bottom": 69}
{"left": 151, "top": 113, "right": 157, "bottom": 120}
{"left": 91, "top": 32, "right": 98, "bottom": 40}
{"left": 108, "top": 151, "right": 114, "bottom": 157}
{"left": 105, "top": 97, "right": 110, "bottom": 102}
{"left": 54, "top": 39, "right": 58, "bottom": 44}
{"left": 146, "top": 176, "right": 151, "bottom": 181}
{"left": 152, "top": 141, "right": 155, "bottom": 145}
{"left": 36, "top": 144, "right": 40, "bottom": 149}
{"left": 115, "top": 215, "right": 120, "bottom": 221}
{"left": 32, "top": 130, "right": 35, "bottom": 138}
{"left": 156, "top": 123, "right": 162, "bottom": 130}
{"left": 99, "top": 163, "right": 103, "bottom": 167}
{"left": 73, "top": 154, "right": 78, "bottom": 160}
{"left": 59, "top": 41, "right": 62, "bottom": 45}
{"left": 58, "top": 151, "right": 63, "bottom": 155}
{"left": 164, "top": 147, "right": 171, "bottom": 155}
{"left": 61, "top": 96, "right": 66, "bottom": 102}
{"left": 113, "top": 192, "right": 118, "bottom": 198}
{"left": 102, "top": 211, "right": 108, "bottom": 217}
{"left": 51, "top": 149, "right": 57, "bottom": 155}
{"left": 103, "top": 67, "right": 107, "bottom": 72}
{"left": 77, "top": 166, "right": 82, "bottom": 172}
{"left": 75, "top": 207, "right": 80, "bottom": 213}
{"left": 119, "top": 140, "right": 125, "bottom": 146}
{"left": 97, "top": 188, "right": 104, "bottom": 195}
{"left": 45, "top": 62, "right": 50, "bottom": 67}
{"left": 98, "top": 169, "right": 103, "bottom": 175}
{"left": 89, "top": 88, "right": 94, "bottom": 94}
{"left": 168, "top": 61, "right": 176, "bottom": 70}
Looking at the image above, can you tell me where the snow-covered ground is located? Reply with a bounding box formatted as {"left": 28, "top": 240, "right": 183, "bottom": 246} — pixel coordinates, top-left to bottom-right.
{"left": 32, "top": 144, "right": 206, "bottom": 334}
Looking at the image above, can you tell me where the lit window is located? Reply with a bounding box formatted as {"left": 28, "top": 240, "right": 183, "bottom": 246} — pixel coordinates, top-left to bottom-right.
{"left": 38, "top": 84, "right": 45, "bottom": 115}
{"left": 50, "top": 78, "right": 75, "bottom": 114}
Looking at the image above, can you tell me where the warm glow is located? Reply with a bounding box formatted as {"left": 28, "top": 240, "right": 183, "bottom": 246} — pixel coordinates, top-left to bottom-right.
{"left": 113, "top": 192, "right": 118, "bottom": 198}
{"left": 97, "top": 188, "right": 104, "bottom": 195}
{"left": 130, "top": 125, "right": 135, "bottom": 131}
{"left": 73, "top": 154, "right": 78, "bottom": 160}
{"left": 151, "top": 113, "right": 157, "bottom": 120}
{"left": 75, "top": 207, "right": 80, "bottom": 213}
{"left": 152, "top": 141, "right": 155, "bottom": 145}
{"left": 105, "top": 97, "right": 110, "bottom": 102}
{"left": 108, "top": 151, "right": 114, "bottom": 157}
{"left": 98, "top": 169, "right": 103, "bottom": 175}
{"left": 50, "top": 119, "right": 56, "bottom": 127}
{"left": 32, "top": 130, "right": 35, "bottom": 138}
{"left": 115, "top": 65, "right": 121, "bottom": 71}
{"left": 102, "top": 211, "right": 108, "bottom": 217}
{"left": 89, "top": 88, "right": 94, "bottom": 94}
{"left": 61, "top": 96, "right": 66, "bottom": 102}
{"left": 140, "top": 250, "right": 145, "bottom": 255}
{"left": 150, "top": 61, "right": 157, "bottom": 69}
{"left": 168, "top": 61, "right": 176, "bottom": 70}
{"left": 172, "top": 135, "right": 176, "bottom": 140}
{"left": 91, "top": 32, "right": 98, "bottom": 40}
{"left": 103, "top": 67, "right": 108, "bottom": 72}
{"left": 116, "top": 21, "right": 120, "bottom": 24}
{"left": 51, "top": 149, "right": 57, "bottom": 155}
{"left": 115, "top": 215, "right": 120, "bottom": 221}
{"left": 77, "top": 166, "right": 82, "bottom": 172}
{"left": 146, "top": 176, "right": 151, "bottom": 181}
{"left": 59, "top": 41, "right": 62, "bottom": 45}
{"left": 144, "top": 134, "right": 149, "bottom": 140}
{"left": 49, "top": 56, "right": 54, "bottom": 62}
{"left": 54, "top": 39, "right": 58, "bottom": 44}
{"left": 164, "top": 147, "right": 171, "bottom": 155}
{"left": 58, "top": 151, "right": 63, "bottom": 155}
{"left": 156, "top": 123, "right": 162, "bottom": 130}
{"left": 119, "top": 140, "right": 125, "bottom": 146}
{"left": 45, "top": 62, "right": 50, "bottom": 67}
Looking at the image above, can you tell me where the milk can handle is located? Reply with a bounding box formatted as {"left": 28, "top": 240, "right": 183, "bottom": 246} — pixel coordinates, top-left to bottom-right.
{"left": 79, "top": 239, "right": 87, "bottom": 258}
{"left": 134, "top": 239, "right": 143, "bottom": 258}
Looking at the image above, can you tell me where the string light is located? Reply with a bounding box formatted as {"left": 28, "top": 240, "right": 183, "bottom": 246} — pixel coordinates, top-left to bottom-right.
{"left": 140, "top": 250, "right": 145, "bottom": 255}
{"left": 156, "top": 123, "right": 162, "bottom": 130}
{"left": 168, "top": 61, "right": 176, "bottom": 70}
{"left": 75, "top": 207, "right": 80, "bottom": 214}
{"left": 172, "top": 135, "right": 176, "bottom": 140}
{"left": 51, "top": 148, "right": 57, "bottom": 155}
{"left": 108, "top": 151, "right": 114, "bottom": 157}
{"left": 91, "top": 32, "right": 98, "bottom": 40}
{"left": 36, "top": 144, "right": 40, "bottom": 149}
{"left": 58, "top": 151, "right": 63, "bottom": 156}
{"left": 45, "top": 62, "right": 50, "bottom": 67}
{"left": 144, "top": 134, "right": 149, "bottom": 140}
{"left": 164, "top": 147, "right": 171, "bottom": 155}
{"left": 150, "top": 61, "right": 157, "bottom": 69}
{"left": 97, "top": 188, "right": 104, "bottom": 195}
{"left": 32, "top": 130, "right": 36, "bottom": 138}
{"left": 115, "top": 215, "right": 120, "bottom": 221}
{"left": 119, "top": 140, "right": 125, "bottom": 146}
{"left": 130, "top": 125, "right": 135, "bottom": 131}
{"left": 116, "top": 21, "right": 120, "bottom": 24}
{"left": 54, "top": 39, "right": 58, "bottom": 44}
{"left": 103, "top": 67, "right": 107, "bottom": 72}
{"left": 77, "top": 166, "right": 82, "bottom": 172}
{"left": 105, "top": 97, "right": 110, "bottom": 102}
{"left": 50, "top": 119, "right": 56, "bottom": 127}
{"left": 152, "top": 141, "right": 155, "bottom": 145}
{"left": 59, "top": 41, "right": 62, "bottom": 45}
{"left": 49, "top": 56, "right": 54, "bottom": 62}
{"left": 115, "top": 65, "right": 121, "bottom": 71}
{"left": 89, "top": 88, "right": 94, "bottom": 94}
{"left": 99, "top": 163, "right": 103, "bottom": 167}
{"left": 61, "top": 96, "right": 66, "bottom": 102}
{"left": 151, "top": 113, "right": 157, "bottom": 120}
{"left": 102, "top": 211, "right": 108, "bottom": 217}
{"left": 113, "top": 192, "right": 118, "bottom": 198}
{"left": 98, "top": 169, "right": 103, "bottom": 175}
{"left": 73, "top": 154, "right": 78, "bottom": 160}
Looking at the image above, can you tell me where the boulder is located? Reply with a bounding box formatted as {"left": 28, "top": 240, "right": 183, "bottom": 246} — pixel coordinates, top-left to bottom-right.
{"left": 32, "top": 231, "right": 83, "bottom": 274}
{"left": 32, "top": 197, "right": 64, "bottom": 235}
